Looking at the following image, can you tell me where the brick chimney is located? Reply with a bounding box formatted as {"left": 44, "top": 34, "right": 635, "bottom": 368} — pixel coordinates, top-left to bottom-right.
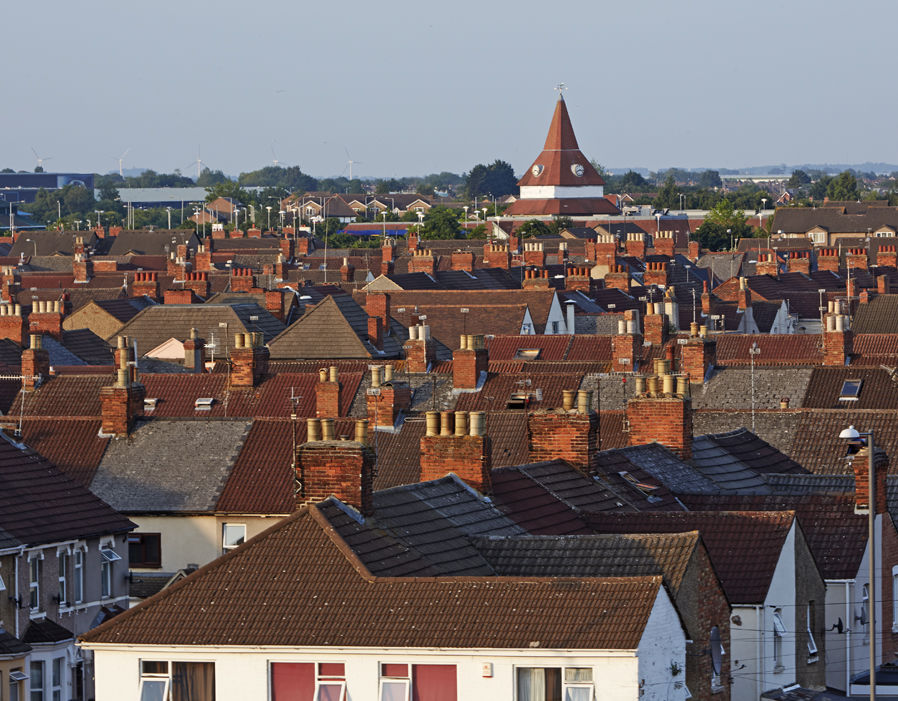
{"left": 21, "top": 334, "right": 50, "bottom": 391}
{"left": 132, "top": 272, "right": 159, "bottom": 299}
{"left": 625, "top": 232, "right": 646, "bottom": 259}
{"left": 420, "top": 410, "right": 491, "bottom": 493}
{"left": 450, "top": 250, "right": 475, "bottom": 272}
{"left": 366, "top": 364, "right": 411, "bottom": 430}
{"left": 166, "top": 252, "right": 191, "bottom": 280}
{"left": 407, "top": 228, "right": 420, "bottom": 252}
{"left": 604, "top": 264, "right": 630, "bottom": 291}
{"left": 786, "top": 251, "right": 810, "bottom": 274}
{"left": 263, "top": 254, "right": 288, "bottom": 281}
{"left": 680, "top": 322, "right": 717, "bottom": 383}
{"left": 381, "top": 238, "right": 395, "bottom": 265}
{"left": 849, "top": 441, "right": 889, "bottom": 515}
{"left": 280, "top": 238, "right": 294, "bottom": 261}
{"left": 367, "top": 315, "right": 383, "bottom": 350}
{"left": 453, "top": 333, "right": 488, "bottom": 390}
{"left": 877, "top": 245, "right": 897, "bottom": 268}
{"left": 297, "top": 418, "right": 375, "bottom": 514}
{"left": 644, "top": 261, "right": 668, "bottom": 287}
{"left": 28, "top": 300, "right": 63, "bottom": 339}
{"left": 366, "top": 292, "right": 391, "bottom": 329}
{"left": 183, "top": 327, "right": 205, "bottom": 372}
{"left": 687, "top": 240, "right": 700, "bottom": 262}
{"left": 340, "top": 257, "right": 355, "bottom": 282}
{"left": 408, "top": 248, "right": 436, "bottom": 275}
{"left": 736, "top": 277, "right": 752, "bottom": 311}
{"left": 316, "top": 366, "right": 342, "bottom": 417}
{"left": 817, "top": 248, "right": 840, "bottom": 273}
{"left": 565, "top": 265, "right": 592, "bottom": 292}
{"left": 522, "top": 268, "right": 550, "bottom": 289}
{"left": 595, "top": 233, "right": 617, "bottom": 261}
{"left": 527, "top": 389, "right": 597, "bottom": 472}
{"left": 756, "top": 251, "right": 778, "bottom": 276}
{"left": 99, "top": 346, "right": 145, "bottom": 437}
{"left": 2, "top": 267, "right": 20, "bottom": 301}
{"left": 194, "top": 243, "right": 213, "bottom": 272}
{"left": 0, "top": 302, "right": 25, "bottom": 345}
{"left": 230, "top": 267, "right": 255, "bottom": 292}
{"left": 653, "top": 230, "right": 675, "bottom": 257}
{"left": 483, "top": 243, "right": 511, "bottom": 269}
{"left": 611, "top": 310, "right": 641, "bottom": 372}
{"left": 822, "top": 301, "right": 852, "bottom": 365}
{"left": 701, "top": 281, "right": 711, "bottom": 316}
{"left": 229, "top": 332, "right": 269, "bottom": 388}
{"left": 403, "top": 323, "right": 434, "bottom": 373}
{"left": 846, "top": 248, "right": 868, "bottom": 271}
{"left": 626, "top": 372, "right": 693, "bottom": 459}
{"left": 296, "top": 235, "right": 313, "bottom": 256}
{"left": 247, "top": 227, "right": 262, "bottom": 238}
{"left": 846, "top": 276, "right": 857, "bottom": 300}
{"left": 523, "top": 241, "right": 545, "bottom": 267}
{"left": 264, "top": 289, "right": 285, "bottom": 320}
{"left": 72, "top": 237, "right": 93, "bottom": 283}
{"left": 183, "top": 272, "right": 210, "bottom": 299}
{"left": 164, "top": 288, "right": 194, "bottom": 305}
{"left": 877, "top": 275, "right": 890, "bottom": 295}
{"left": 642, "top": 301, "right": 668, "bottom": 346}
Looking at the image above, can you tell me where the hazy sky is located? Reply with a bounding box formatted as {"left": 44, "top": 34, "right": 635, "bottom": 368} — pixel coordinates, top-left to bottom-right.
{"left": 6, "top": 0, "right": 896, "bottom": 179}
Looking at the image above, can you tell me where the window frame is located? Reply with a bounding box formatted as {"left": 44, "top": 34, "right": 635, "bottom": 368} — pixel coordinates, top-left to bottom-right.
{"left": 839, "top": 379, "right": 863, "bottom": 401}
{"left": 30, "top": 660, "right": 44, "bottom": 701}
{"left": 28, "top": 553, "right": 42, "bottom": 613}
{"left": 222, "top": 523, "right": 246, "bottom": 553}
{"left": 128, "top": 533, "right": 162, "bottom": 569}
{"left": 51, "top": 657, "right": 64, "bottom": 701}
{"left": 806, "top": 603, "right": 818, "bottom": 662}
{"left": 57, "top": 552, "right": 69, "bottom": 607}
{"left": 515, "top": 666, "right": 595, "bottom": 701}
{"left": 378, "top": 677, "right": 410, "bottom": 701}
{"left": 772, "top": 610, "right": 786, "bottom": 671}
{"left": 100, "top": 548, "right": 120, "bottom": 599}
{"left": 73, "top": 548, "right": 84, "bottom": 604}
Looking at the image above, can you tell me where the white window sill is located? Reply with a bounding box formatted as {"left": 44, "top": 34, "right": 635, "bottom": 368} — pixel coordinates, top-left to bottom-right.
{"left": 807, "top": 655, "right": 819, "bottom": 665}
{"left": 892, "top": 622, "right": 898, "bottom": 634}
{"left": 773, "top": 664, "right": 785, "bottom": 675}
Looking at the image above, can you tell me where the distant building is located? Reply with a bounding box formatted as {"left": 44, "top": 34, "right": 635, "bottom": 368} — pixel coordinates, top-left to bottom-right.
{"left": 0, "top": 172, "right": 94, "bottom": 204}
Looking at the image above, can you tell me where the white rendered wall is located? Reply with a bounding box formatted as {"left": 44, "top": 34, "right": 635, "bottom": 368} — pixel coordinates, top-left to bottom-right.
{"left": 519, "top": 185, "right": 605, "bottom": 199}
{"left": 637, "top": 589, "right": 688, "bottom": 701}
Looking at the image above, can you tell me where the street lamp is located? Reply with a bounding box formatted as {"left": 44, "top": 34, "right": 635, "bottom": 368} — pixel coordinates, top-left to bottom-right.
{"left": 463, "top": 205, "right": 469, "bottom": 230}
{"left": 839, "top": 425, "right": 877, "bottom": 701}
{"left": 25, "top": 238, "right": 37, "bottom": 258}
{"left": 166, "top": 207, "right": 172, "bottom": 230}
{"left": 57, "top": 200, "right": 61, "bottom": 222}
{"left": 266, "top": 206, "right": 273, "bottom": 231}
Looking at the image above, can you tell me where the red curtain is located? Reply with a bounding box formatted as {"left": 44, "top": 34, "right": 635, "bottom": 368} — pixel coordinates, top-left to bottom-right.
{"left": 413, "top": 665, "right": 457, "bottom": 701}
{"left": 271, "top": 663, "right": 315, "bottom": 701}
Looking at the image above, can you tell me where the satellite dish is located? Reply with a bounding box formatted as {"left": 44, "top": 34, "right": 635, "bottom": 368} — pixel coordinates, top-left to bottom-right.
{"left": 710, "top": 626, "right": 723, "bottom": 675}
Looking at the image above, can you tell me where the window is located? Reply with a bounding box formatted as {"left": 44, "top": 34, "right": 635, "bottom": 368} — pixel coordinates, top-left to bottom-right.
{"left": 513, "top": 348, "right": 542, "bottom": 360}
{"left": 271, "top": 663, "right": 349, "bottom": 701}
{"left": 129, "top": 534, "right": 162, "bottom": 569}
{"left": 222, "top": 524, "right": 246, "bottom": 553}
{"left": 51, "top": 658, "right": 63, "bottom": 701}
{"left": 30, "top": 660, "right": 44, "bottom": 701}
{"left": 839, "top": 379, "right": 862, "bottom": 401}
{"left": 893, "top": 566, "right": 898, "bottom": 632}
{"left": 862, "top": 583, "right": 870, "bottom": 642}
{"left": 73, "top": 550, "right": 84, "bottom": 604}
{"left": 710, "top": 625, "right": 724, "bottom": 690}
{"left": 100, "top": 548, "right": 121, "bottom": 599}
{"left": 377, "top": 664, "right": 457, "bottom": 701}
{"left": 517, "top": 667, "right": 594, "bottom": 701}
{"left": 551, "top": 321, "right": 560, "bottom": 334}
{"left": 807, "top": 603, "right": 818, "bottom": 662}
{"left": 29, "top": 555, "right": 42, "bottom": 612}
{"left": 58, "top": 553, "right": 68, "bottom": 606}
{"left": 140, "top": 661, "right": 215, "bottom": 701}
{"left": 772, "top": 610, "right": 786, "bottom": 672}
{"left": 9, "top": 669, "right": 27, "bottom": 701}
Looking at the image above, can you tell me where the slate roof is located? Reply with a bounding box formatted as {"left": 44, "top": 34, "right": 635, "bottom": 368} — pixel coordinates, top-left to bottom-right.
{"left": 383, "top": 268, "right": 522, "bottom": 290}
{"left": 473, "top": 531, "right": 700, "bottom": 594}
{"left": 586, "top": 510, "right": 795, "bottom": 604}
{"left": 803, "top": 367, "right": 898, "bottom": 409}
{"left": 106, "top": 230, "right": 197, "bottom": 256}
{"left": 111, "top": 303, "right": 285, "bottom": 351}
{"left": 693, "top": 367, "right": 813, "bottom": 410}
{"left": 0, "top": 433, "right": 133, "bottom": 547}
{"left": 9, "top": 231, "right": 98, "bottom": 257}
{"left": 604, "top": 443, "right": 719, "bottom": 495}
{"left": 268, "top": 294, "right": 401, "bottom": 359}
{"left": 454, "top": 372, "right": 584, "bottom": 412}
{"left": 90, "top": 419, "right": 252, "bottom": 513}
{"left": 81, "top": 506, "right": 663, "bottom": 650}
{"left": 93, "top": 297, "right": 154, "bottom": 323}
{"left": 23, "top": 618, "right": 74, "bottom": 644}
{"left": 852, "top": 296, "right": 898, "bottom": 333}
{"left": 682, "top": 493, "right": 866, "bottom": 580}
{"left": 60, "top": 329, "right": 114, "bottom": 365}
{"left": 788, "top": 410, "right": 898, "bottom": 475}
{"left": 369, "top": 475, "right": 524, "bottom": 575}
{"left": 771, "top": 207, "right": 898, "bottom": 236}
{"left": 0, "top": 628, "right": 31, "bottom": 655}
{"left": 692, "top": 411, "right": 802, "bottom": 460}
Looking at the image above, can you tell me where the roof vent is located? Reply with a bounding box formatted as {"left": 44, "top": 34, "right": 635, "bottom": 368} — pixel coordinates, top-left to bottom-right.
{"left": 194, "top": 397, "right": 215, "bottom": 410}
{"left": 143, "top": 398, "right": 158, "bottom": 411}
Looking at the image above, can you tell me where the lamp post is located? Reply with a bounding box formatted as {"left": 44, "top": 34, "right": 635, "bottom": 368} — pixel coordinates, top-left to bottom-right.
{"left": 463, "top": 206, "right": 469, "bottom": 231}
{"left": 25, "top": 238, "right": 37, "bottom": 258}
{"left": 166, "top": 207, "right": 172, "bottom": 230}
{"left": 57, "top": 200, "right": 61, "bottom": 222}
{"left": 839, "top": 425, "right": 877, "bottom": 701}
{"left": 266, "top": 206, "right": 272, "bottom": 231}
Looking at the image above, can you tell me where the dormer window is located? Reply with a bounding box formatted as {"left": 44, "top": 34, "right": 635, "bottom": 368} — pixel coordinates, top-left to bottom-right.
{"left": 839, "top": 379, "right": 862, "bottom": 401}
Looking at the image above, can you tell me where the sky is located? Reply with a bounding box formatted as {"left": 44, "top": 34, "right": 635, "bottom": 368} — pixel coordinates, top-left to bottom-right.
{"left": 5, "top": 0, "right": 897, "bottom": 179}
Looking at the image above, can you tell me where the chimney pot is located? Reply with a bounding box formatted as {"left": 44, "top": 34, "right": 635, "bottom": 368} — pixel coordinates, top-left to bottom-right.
{"left": 440, "top": 410, "right": 454, "bottom": 436}
{"left": 425, "top": 410, "right": 440, "bottom": 436}
{"left": 321, "top": 418, "right": 335, "bottom": 441}
{"left": 354, "top": 419, "right": 369, "bottom": 445}
{"left": 562, "top": 389, "right": 576, "bottom": 411}
{"left": 454, "top": 411, "right": 468, "bottom": 436}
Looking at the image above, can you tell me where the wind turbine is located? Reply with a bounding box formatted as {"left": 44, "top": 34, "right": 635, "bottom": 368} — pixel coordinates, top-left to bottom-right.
{"left": 185, "top": 148, "right": 206, "bottom": 180}
{"left": 115, "top": 148, "right": 131, "bottom": 177}
{"left": 31, "top": 148, "right": 52, "bottom": 171}
{"left": 271, "top": 144, "right": 281, "bottom": 168}
{"left": 343, "top": 148, "right": 362, "bottom": 181}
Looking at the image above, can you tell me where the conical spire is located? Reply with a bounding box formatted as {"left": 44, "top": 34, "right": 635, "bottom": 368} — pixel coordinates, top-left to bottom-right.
{"left": 543, "top": 97, "right": 580, "bottom": 151}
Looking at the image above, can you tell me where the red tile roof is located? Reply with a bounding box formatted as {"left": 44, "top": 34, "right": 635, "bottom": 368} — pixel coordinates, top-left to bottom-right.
{"left": 485, "top": 335, "right": 572, "bottom": 361}
{"left": 454, "top": 372, "right": 583, "bottom": 412}
{"left": 82, "top": 506, "right": 663, "bottom": 650}
{"left": 715, "top": 334, "right": 821, "bottom": 365}
{"left": 17, "top": 419, "right": 109, "bottom": 486}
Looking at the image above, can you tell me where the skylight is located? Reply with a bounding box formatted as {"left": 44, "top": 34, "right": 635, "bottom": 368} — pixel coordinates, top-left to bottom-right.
{"left": 839, "top": 379, "right": 862, "bottom": 401}
{"left": 514, "top": 348, "right": 542, "bottom": 360}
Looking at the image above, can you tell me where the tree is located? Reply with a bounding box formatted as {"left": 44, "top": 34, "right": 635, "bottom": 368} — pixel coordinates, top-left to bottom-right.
{"left": 694, "top": 198, "right": 752, "bottom": 251}
{"left": 420, "top": 206, "right": 460, "bottom": 239}
{"left": 787, "top": 169, "right": 811, "bottom": 188}
{"left": 464, "top": 160, "right": 517, "bottom": 199}
{"left": 205, "top": 181, "right": 249, "bottom": 204}
{"left": 652, "top": 176, "right": 679, "bottom": 210}
{"left": 826, "top": 171, "right": 860, "bottom": 201}
{"left": 516, "top": 219, "right": 551, "bottom": 238}
{"left": 808, "top": 176, "right": 832, "bottom": 201}
{"left": 196, "top": 168, "right": 229, "bottom": 186}
{"left": 696, "top": 170, "right": 722, "bottom": 189}
{"left": 617, "top": 170, "right": 649, "bottom": 191}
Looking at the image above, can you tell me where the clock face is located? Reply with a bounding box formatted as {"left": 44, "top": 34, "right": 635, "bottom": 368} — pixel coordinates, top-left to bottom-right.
{"left": 571, "top": 163, "right": 585, "bottom": 177}
{"left": 531, "top": 164, "right": 544, "bottom": 177}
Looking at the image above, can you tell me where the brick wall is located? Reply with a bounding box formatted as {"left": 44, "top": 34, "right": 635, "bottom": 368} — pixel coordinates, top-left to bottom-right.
{"left": 408, "top": 249, "right": 435, "bottom": 274}
{"left": 846, "top": 248, "right": 868, "bottom": 271}
{"left": 21, "top": 336, "right": 49, "bottom": 390}
{"left": 611, "top": 330, "right": 640, "bottom": 373}
{"left": 420, "top": 412, "right": 491, "bottom": 493}
{"left": 818, "top": 249, "right": 840, "bottom": 273}
{"left": 28, "top": 301, "right": 63, "bottom": 339}
{"left": 316, "top": 376, "right": 341, "bottom": 418}
{"left": 229, "top": 334, "right": 269, "bottom": 388}
{"left": 681, "top": 335, "right": 717, "bottom": 384}
{"left": 163, "top": 289, "right": 194, "bottom": 305}
{"left": 822, "top": 314, "right": 852, "bottom": 366}
{"left": 653, "top": 232, "right": 675, "bottom": 257}
{"left": 527, "top": 409, "right": 597, "bottom": 471}
{"left": 756, "top": 251, "right": 778, "bottom": 276}
{"left": 643, "top": 312, "right": 667, "bottom": 346}
{"left": 644, "top": 261, "right": 668, "bottom": 287}
{"left": 450, "top": 251, "right": 475, "bottom": 271}
{"left": 786, "top": 251, "right": 811, "bottom": 274}
{"left": 99, "top": 377, "right": 145, "bottom": 436}
{"left": 565, "top": 266, "right": 592, "bottom": 292}
{"left": 627, "top": 394, "right": 693, "bottom": 459}
{"left": 184, "top": 272, "right": 210, "bottom": 298}
{"left": 194, "top": 245, "right": 212, "bottom": 272}
{"left": 0, "top": 303, "right": 25, "bottom": 345}
{"left": 522, "top": 269, "right": 550, "bottom": 289}
{"left": 483, "top": 243, "right": 511, "bottom": 269}
{"left": 453, "top": 336, "right": 488, "bottom": 389}
{"left": 877, "top": 245, "right": 897, "bottom": 268}
{"left": 604, "top": 265, "right": 630, "bottom": 291}
{"left": 625, "top": 235, "right": 646, "bottom": 259}
{"left": 522, "top": 242, "right": 545, "bottom": 267}
{"left": 132, "top": 272, "right": 159, "bottom": 299}
{"left": 230, "top": 267, "right": 255, "bottom": 292}
{"left": 403, "top": 325, "right": 434, "bottom": 373}
{"left": 367, "top": 382, "right": 412, "bottom": 429}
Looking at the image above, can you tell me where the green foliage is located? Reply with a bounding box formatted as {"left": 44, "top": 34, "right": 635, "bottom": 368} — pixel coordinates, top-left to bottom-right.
{"left": 808, "top": 176, "right": 832, "bottom": 201}
{"left": 616, "top": 170, "right": 650, "bottom": 191}
{"left": 653, "top": 176, "right": 680, "bottom": 209}
{"left": 464, "top": 160, "right": 517, "bottom": 199}
{"left": 237, "top": 165, "right": 319, "bottom": 192}
{"left": 694, "top": 198, "right": 753, "bottom": 251}
{"left": 26, "top": 184, "right": 95, "bottom": 223}
{"left": 196, "top": 168, "right": 229, "bottom": 187}
{"left": 420, "top": 206, "right": 460, "bottom": 239}
{"left": 205, "top": 181, "right": 250, "bottom": 204}
{"left": 826, "top": 171, "right": 860, "bottom": 201}
{"left": 466, "top": 224, "right": 488, "bottom": 239}
{"left": 516, "top": 219, "right": 551, "bottom": 238}
{"left": 95, "top": 170, "right": 196, "bottom": 189}
{"left": 696, "top": 170, "right": 722, "bottom": 189}
{"left": 788, "top": 169, "right": 811, "bottom": 188}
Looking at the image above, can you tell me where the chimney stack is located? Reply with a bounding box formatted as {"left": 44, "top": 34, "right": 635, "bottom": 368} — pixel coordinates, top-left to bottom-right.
{"left": 316, "top": 365, "right": 342, "bottom": 417}
{"left": 849, "top": 440, "right": 889, "bottom": 515}
{"left": 680, "top": 322, "right": 717, "bottom": 383}
{"left": 876, "top": 245, "right": 897, "bottom": 269}
{"left": 626, "top": 371, "right": 693, "bottom": 459}
{"left": 642, "top": 301, "right": 668, "bottom": 346}
{"left": 611, "top": 309, "right": 641, "bottom": 372}
{"left": 817, "top": 248, "right": 840, "bottom": 273}
{"left": 21, "top": 334, "right": 50, "bottom": 391}
{"left": 403, "top": 324, "right": 434, "bottom": 373}
{"left": 0, "top": 302, "right": 25, "bottom": 345}
{"left": 643, "top": 261, "right": 669, "bottom": 288}
{"left": 420, "top": 410, "right": 491, "bottom": 493}
{"left": 340, "top": 257, "right": 355, "bottom": 282}
{"left": 822, "top": 301, "right": 852, "bottom": 366}
{"left": 483, "top": 243, "right": 511, "bottom": 269}
{"left": 99, "top": 340, "right": 146, "bottom": 437}
{"left": 297, "top": 418, "right": 375, "bottom": 514}
{"left": 28, "top": 299, "right": 63, "bottom": 339}
{"left": 736, "top": 277, "right": 752, "bottom": 311}
{"left": 183, "top": 327, "right": 205, "bottom": 372}
{"left": 450, "top": 250, "right": 475, "bottom": 272}
{"left": 625, "top": 232, "right": 646, "bottom": 259}
{"left": 522, "top": 241, "right": 546, "bottom": 268}
{"left": 366, "top": 364, "right": 411, "bottom": 430}
{"left": 229, "top": 332, "right": 269, "bottom": 388}
{"left": 756, "top": 251, "right": 778, "bottom": 276}
{"left": 408, "top": 248, "right": 436, "bottom": 275}
{"left": 527, "top": 389, "right": 597, "bottom": 471}
{"left": 453, "top": 333, "right": 488, "bottom": 390}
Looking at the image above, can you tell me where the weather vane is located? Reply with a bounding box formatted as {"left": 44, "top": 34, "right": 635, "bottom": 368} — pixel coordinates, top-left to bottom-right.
{"left": 555, "top": 82, "right": 567, "bottom": 97}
